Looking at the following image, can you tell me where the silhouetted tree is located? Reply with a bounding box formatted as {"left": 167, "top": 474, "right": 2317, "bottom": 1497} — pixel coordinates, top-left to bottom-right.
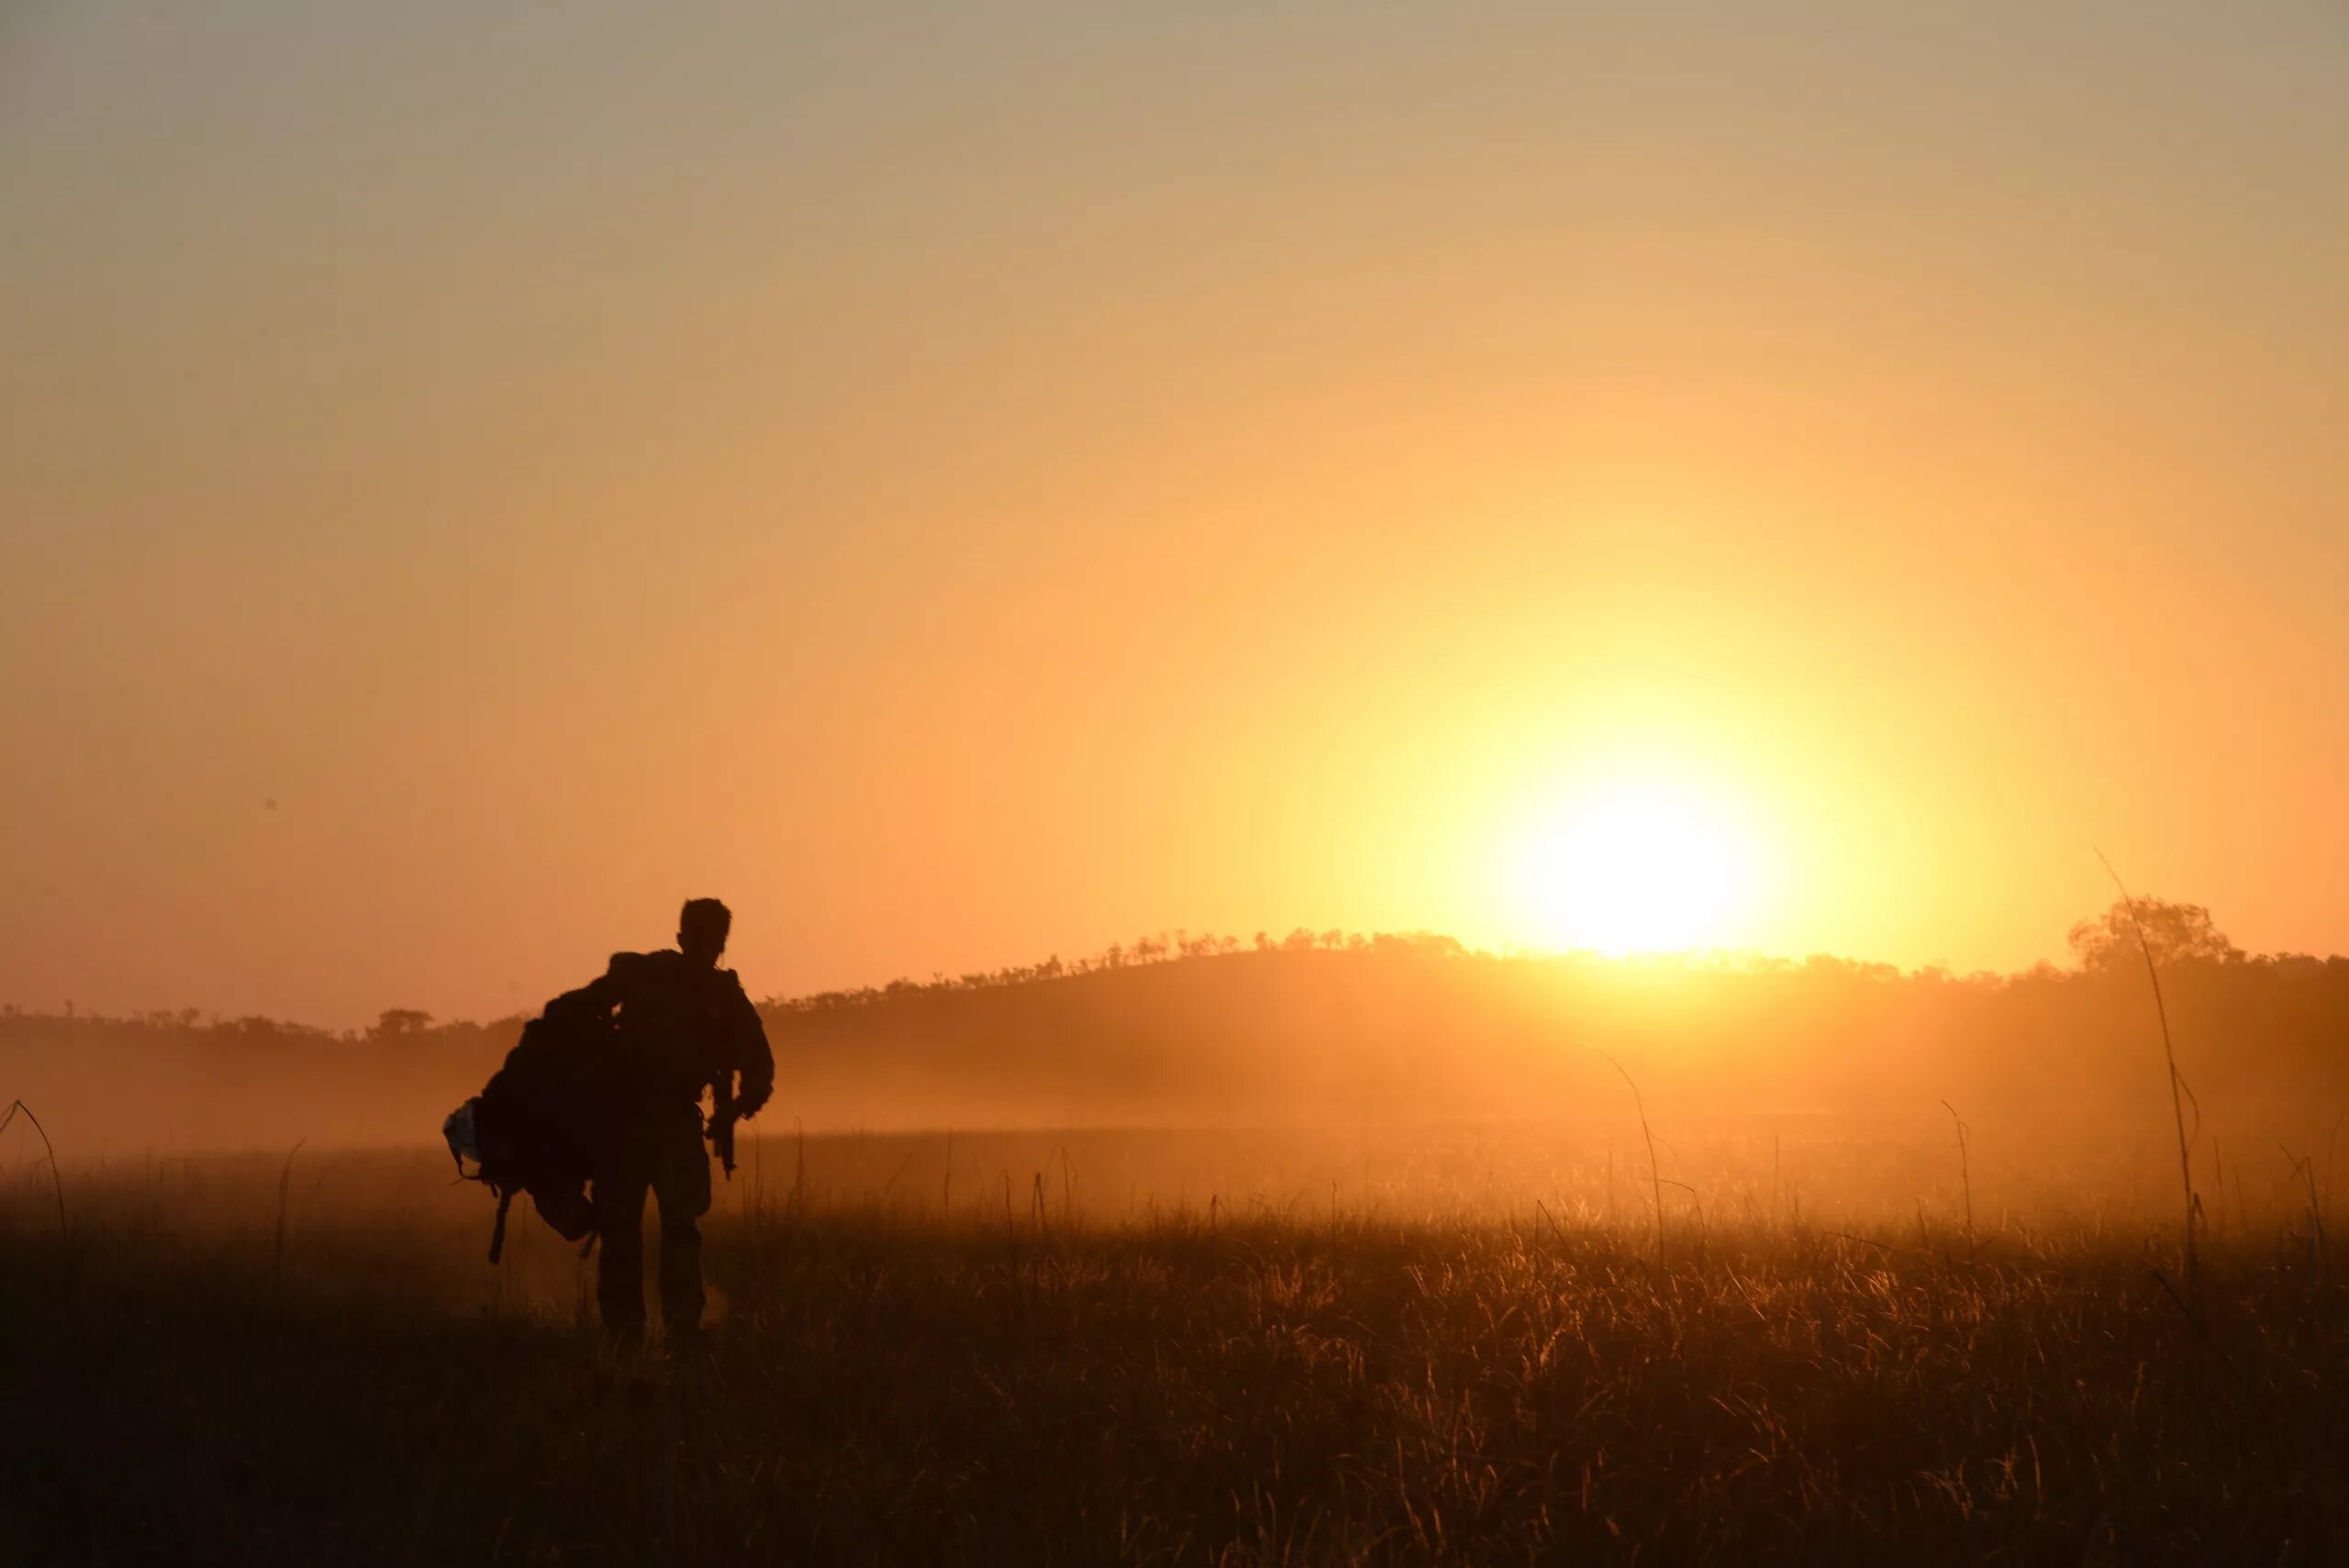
{"left": 2068, "top": 897, "right": 2242, "bottom": 973}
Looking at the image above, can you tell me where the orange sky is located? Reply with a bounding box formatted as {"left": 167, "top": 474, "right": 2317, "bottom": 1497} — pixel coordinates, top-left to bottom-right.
{"left": 5, "top": 3, "right": 2345, "bottom": 1025}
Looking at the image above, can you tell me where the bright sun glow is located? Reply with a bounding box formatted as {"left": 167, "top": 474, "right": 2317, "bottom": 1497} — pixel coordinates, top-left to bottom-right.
{"left": 1520, "top": 785, "right": 1749, "bottom": 954}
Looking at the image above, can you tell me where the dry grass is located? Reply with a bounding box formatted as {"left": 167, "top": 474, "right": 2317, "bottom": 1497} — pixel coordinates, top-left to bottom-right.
{"left": 6, "top": 1133, "right": 2349, "bottom": 1565}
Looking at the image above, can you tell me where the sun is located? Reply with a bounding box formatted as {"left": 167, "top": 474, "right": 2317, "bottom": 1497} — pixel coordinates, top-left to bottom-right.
{"left": 1518, "top": 784, "right": 1748, "bottom": 954}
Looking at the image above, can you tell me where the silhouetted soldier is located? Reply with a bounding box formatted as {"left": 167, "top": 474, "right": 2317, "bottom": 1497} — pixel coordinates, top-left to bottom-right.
{"left": 582, "top": 897, "right": 773, "bottom": 1348}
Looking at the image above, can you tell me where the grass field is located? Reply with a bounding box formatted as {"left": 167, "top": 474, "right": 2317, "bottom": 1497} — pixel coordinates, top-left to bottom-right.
{"left": 6, "top": 1129, "right": 2349, "bottom": 1565}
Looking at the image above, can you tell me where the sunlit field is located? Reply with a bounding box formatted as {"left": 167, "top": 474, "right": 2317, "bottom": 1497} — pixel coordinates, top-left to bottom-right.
{"left": 9, "top": 1126, "right": 2349, "bottom": 1565}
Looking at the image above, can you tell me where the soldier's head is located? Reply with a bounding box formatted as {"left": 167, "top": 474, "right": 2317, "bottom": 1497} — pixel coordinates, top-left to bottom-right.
{"left": 678, "top": 898, "right": 732, "bottom": 966}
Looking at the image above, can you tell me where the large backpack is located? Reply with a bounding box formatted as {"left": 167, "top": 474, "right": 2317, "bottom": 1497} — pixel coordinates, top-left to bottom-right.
{"left": 444, "top": 985, "right": 629, "bottom": 1262}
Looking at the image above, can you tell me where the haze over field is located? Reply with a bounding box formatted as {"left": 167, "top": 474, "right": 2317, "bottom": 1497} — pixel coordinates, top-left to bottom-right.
{"left": 5, "top": 901, "right": 2341, "bottom": 1173}
{"left": 7, "top": 3, "right": 2349, "bottom": 1028}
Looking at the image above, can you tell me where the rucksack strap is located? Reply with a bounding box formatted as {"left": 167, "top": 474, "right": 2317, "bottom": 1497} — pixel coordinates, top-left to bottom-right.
{"left": 487, "top": 1187, "right": 514, "bottom": 1264}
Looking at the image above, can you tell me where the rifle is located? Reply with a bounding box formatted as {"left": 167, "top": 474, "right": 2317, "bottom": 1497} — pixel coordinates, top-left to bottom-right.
{"left": 708, "top": 1073, "right": 739, "bottom": 1181}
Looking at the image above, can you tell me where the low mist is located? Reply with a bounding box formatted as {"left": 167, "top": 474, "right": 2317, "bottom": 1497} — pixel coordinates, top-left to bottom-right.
{"left": 8, "top": 904, "right": 2348, "bottom": 1227}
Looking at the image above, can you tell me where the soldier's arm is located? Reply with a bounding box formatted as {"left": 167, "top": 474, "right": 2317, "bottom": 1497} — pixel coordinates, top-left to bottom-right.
{"left": 543, "top": 958, "right": 630, "bottom": 1030}
{"left": 723, "top": 973, "right": 775, "bottom": 1119}
{"left": 575, "top": 952, "right": 642, "bottom": 1013}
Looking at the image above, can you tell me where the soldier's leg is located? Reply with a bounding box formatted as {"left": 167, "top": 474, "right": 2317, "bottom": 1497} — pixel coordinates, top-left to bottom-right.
{"left": 651, "top": 1128, "right": 714, "bottom": 1340}
{"left": 592, "top": 1164, "right": 652, "bottom": 1342}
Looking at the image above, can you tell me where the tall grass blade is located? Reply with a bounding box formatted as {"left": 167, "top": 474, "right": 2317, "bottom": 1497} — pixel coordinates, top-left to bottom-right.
{"left": 2095, "top": 849, "right": 2197, "bottom": 1311}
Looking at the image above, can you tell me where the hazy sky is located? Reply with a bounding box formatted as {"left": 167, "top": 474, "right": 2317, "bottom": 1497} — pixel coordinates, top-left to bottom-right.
{"left": 6, "top": 2, "right": 2345, "bottom": 1025}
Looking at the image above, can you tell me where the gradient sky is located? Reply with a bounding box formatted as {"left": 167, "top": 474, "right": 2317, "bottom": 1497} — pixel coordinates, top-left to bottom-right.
{"left": 5, "top": 2, "right": 2345, "bottom": 1026}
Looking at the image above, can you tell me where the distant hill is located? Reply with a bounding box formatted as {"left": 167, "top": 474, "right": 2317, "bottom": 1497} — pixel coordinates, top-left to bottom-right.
{"left": 8, "top": 928, "right": 2349, "bottom": 1153}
